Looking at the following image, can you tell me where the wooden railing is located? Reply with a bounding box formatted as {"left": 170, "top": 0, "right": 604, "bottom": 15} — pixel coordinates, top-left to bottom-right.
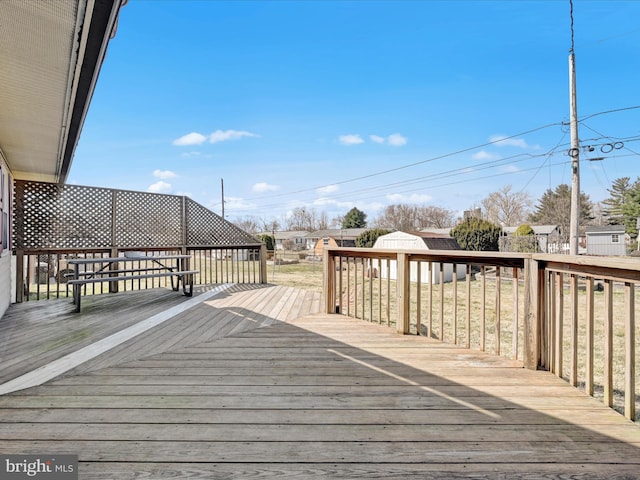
{"left": 324, "top": 247, "right": 639, "bottom": 421}
{"left": 17, "top": 245, "right": 267, "bottom": 302}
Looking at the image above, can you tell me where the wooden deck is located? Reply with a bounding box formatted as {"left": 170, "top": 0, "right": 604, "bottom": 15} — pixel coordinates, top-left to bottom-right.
{"left": 1, "top": 284, "right": 639, "bottom": 478}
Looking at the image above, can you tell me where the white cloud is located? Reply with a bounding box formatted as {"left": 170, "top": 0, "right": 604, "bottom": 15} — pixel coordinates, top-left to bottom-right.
{"left": 252, "top": 182, "right": 279, "bottom": 193}
{"left": 489, "top": 135, "right": 539, "bottom": 149}
{"left": 153, "top": 169, "right": 177, "bottom": 179}
{"left": 387, "top": 133, "right": 408, "bottom": 147}
{"left": 172, "top": 132, "right": 207, "bottom": 146}
{"left": 316, "top": 184, "right": 339, "bottom": 194}
{"left": 180, "top": 151, "right": 201, "bottom": 158}
{"left": 147, "top": 181, "right": 172, "bottom": 194}
{"left": 500, "top": 165, "right": 521, "bottom": 173}
{"left": 472, "top": 150, "right": 500, "bottom": 161}
{"left": 369, "top": 135, "right": 385, "bottom": 144}
{"left": 386, "top": 193, "right": 432, "bottom": 203}
{"left": 338, "top": 134, "right": 365, "bottom": 146}
{"left": 224, "top": 196, "right": 257, "bottom": 211}
{"left": 209, "top": 129, "right": 259, "bottom": 144}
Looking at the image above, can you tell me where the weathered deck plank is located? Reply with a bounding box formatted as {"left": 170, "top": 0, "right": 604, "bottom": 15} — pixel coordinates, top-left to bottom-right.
{"left": 0, "top": 284, "right": 639, "bottom": 479}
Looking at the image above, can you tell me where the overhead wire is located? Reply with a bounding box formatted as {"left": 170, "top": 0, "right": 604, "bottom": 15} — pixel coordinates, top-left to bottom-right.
{"left": 228, "top": 105, "right": 640, "bottom": 215}
{"left": 242, "top": 121, "right": 562, "bottom": 203}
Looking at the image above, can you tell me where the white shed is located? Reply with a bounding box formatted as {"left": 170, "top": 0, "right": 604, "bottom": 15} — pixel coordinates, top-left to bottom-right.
{"left": 372, "top": 231, "right": 465, "bottom": 284}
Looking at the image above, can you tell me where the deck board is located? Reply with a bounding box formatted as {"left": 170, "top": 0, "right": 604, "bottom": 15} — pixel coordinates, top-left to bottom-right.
{"left": 1, "top": 283, "right": 639, "bottom": 478}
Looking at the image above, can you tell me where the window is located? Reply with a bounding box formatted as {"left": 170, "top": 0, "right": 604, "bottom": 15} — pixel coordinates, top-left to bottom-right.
{"left": 611, "top": 234, "right": 620, "bottom": 244}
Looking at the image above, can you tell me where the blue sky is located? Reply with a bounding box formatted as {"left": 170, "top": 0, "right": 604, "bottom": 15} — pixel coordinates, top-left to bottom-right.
{"left": 70, "top": 0, "right": 640, "bottom": 225}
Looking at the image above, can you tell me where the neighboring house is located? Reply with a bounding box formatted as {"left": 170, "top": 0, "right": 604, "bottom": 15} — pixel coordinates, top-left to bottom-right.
{"left": 0, "top": 1, "right": 124, "bottom": 317}
{"left": 257, "top": 231, "right": 310, "bottom": 251}
{"left": 501, "top": 225, "right": 562, "bottom": 253}
{"left": 372, "top": 231, "right": 465, "bottom": 284}
{"left": 310, "top": 228, "right": 369, "bottom": 257}
{"left": 585, "top": 225, "right": 628, "bottom": 256}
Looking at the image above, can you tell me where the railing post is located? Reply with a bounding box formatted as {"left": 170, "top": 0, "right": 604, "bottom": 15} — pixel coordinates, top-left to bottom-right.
{"left": 109, "top": 247, "right": 119, "bottom": 293}
{"left": 15, "top": 249, "right": 24, "bottom": 303}
{"left": 259, "top": 244, "right": 267, "bottom": 284}
{"left": 324, "top": 249, "right": 336, "bottom": 314}
{"left": 523, "top": 256, "right": 545, "bottom": 370}
{"left": 396, "top": 252, "right": 410, "bottom": 334}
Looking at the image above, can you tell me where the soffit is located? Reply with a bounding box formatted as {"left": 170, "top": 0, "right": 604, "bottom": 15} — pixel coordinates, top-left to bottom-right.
{"left": 0, "top": 0, "right": 122, "bottom": 183}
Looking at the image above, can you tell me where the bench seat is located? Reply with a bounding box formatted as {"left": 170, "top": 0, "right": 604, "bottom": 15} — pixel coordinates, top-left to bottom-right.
{"left": 69, "top": 270, "right": 199, "bottom": 312}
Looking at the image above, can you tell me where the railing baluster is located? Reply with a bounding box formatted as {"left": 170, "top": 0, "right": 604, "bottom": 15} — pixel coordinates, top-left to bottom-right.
{"left": 378, "top": 257, "right": 382, "bottom": 324}
{"left": 481, "top": 265, "right": 486, "bottom": 351}
{"left": 347, "top": 257, "right": 351, "bottom": 318}
{"left": 439, "top": 263, "right": 444, "bottom": 341}
{"left": 512, "top": 267, "right": 519, "bottom": 360}
{"left": 386, "top": 259, "right": 391, "bottom": 327}
{"left": 466, "top": 264, "right": 471, "bottom": 349}
{"left": 495, "top": 267, "right": 501, "bottom": 356}
{"left": 604, "top": 279, "right": 614, "bottom": 407}
{"left": 556, "top": 272, "right": 564, "bottom": 378}
{"left": 368, "top": 258, "right": 373, "bottom": 323}
{"left": 428, "top": 261, "right": 433, "bottom": 338}
{"left": 624, "top": 282, "right": 635, "bottom": 421}
{"left": 549, "top": 271, "right": 556, "bottom": 372}
{"left": 452, "top": 264, "right": 458, "bottom": 344}
{"left": 570, "top": 274, "right": 578, "bottom": 387}
{"left": 416, "top": 260, "right": 422, "bottom": 335}
{"left": 586, "top": 277, "right": 595, "bottom": 396}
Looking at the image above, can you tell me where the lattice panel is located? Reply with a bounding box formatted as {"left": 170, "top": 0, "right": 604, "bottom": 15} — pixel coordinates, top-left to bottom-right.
{"left": 14, "top": 181, "right": 260, "bottom": 250}
{"left": 186, "top": 198, "right": 259, "bottom": 246}
{"left": 14, "top": 181, "right": 112, "bottom": 249}
{"left": 115, "top": 190, "right": 183, "bottom": 247}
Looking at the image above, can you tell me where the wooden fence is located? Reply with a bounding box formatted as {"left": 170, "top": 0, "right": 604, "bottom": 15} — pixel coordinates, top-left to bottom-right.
{"left": 324, "top": 247, "right": 639, "bottom": 421}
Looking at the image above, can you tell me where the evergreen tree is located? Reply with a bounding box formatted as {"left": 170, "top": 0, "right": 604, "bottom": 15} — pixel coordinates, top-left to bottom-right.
{"left": 528, "top": 184, "right": 593, "bottom": 234}
{"left": 342, "top": 207, "right": 367, "bottom": 228}
{"left": 355, "top": 229, "right": 392, "bottom": 248}
{"left": 602, "top": 176, "right": 632, "bottom": 225}
{"left": 450, "top": 217, "right": 501, "bottom": 251}
{"left": 620, "top": 185, "right": 640, "bottom": 236}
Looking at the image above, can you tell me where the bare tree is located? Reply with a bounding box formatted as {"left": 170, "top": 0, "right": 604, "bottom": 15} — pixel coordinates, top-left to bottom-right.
{"left": 416, "top": 206, "right": 456, "bottom": 228}
{"left": 260, "top": 217, "right": 280, "bottom": 233}
{"left": 481, "top": 185, "right": 533, "bottom": 227}
{"left": 373, "top": 204, "right": 417, "bottom": 231}
{"left": 233, "top": 215, "right": 260, "bottom": 234}
{"left": 373, "top": 204, "right": 456, "bottom": 231}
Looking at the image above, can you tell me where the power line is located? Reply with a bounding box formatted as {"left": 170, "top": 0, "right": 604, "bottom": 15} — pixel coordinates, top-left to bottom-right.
{"left": 242, "top": 122, "right": 562, "bottom": 203}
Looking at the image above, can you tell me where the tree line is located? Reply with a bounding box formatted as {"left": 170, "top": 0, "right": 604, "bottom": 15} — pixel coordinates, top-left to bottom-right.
{"left": 232, "top": 177, "right": 640, "bottom": 239}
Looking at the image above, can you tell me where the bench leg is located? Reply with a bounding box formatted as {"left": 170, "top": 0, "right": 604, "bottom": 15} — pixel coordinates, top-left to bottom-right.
{"left": 73, "top": 284, "right": 81, "bottom": 313}
{"left": 182, "top": 275, "right": 193, "bottom": 297}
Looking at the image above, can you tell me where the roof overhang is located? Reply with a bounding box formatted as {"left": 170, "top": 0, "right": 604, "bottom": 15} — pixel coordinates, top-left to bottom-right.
{"left": 0, "top": 0, "right": 124, "bottom": 183}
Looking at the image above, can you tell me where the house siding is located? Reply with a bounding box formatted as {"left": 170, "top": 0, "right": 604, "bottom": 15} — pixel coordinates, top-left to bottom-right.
{"left": 586, "top": 232, "right": 627, "bottom": 256}
{"left": 0, "top": 253, "right": 11, "bottom": 317}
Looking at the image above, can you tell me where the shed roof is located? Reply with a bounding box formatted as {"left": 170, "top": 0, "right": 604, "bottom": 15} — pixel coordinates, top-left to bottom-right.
{"left": 585, "top": 225, "right": 626, "bottom": 234}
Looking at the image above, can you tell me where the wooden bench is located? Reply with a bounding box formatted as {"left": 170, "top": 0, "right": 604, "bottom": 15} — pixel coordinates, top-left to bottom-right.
{"left": 67, "top": 255, "right": 198, "bottom": 313}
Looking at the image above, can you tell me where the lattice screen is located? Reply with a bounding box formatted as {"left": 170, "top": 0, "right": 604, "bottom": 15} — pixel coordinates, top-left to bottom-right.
{"left": 14, "top": 181, "right": 261, "bottom": 250}
{"left": 115, "top": 190, "right": 183, "bottom": 247}
{"left": 186, "top": 198, "right": 258, "bottom": 246}
{"left": 14, "top": 181, "right": 112, "bottom": 248}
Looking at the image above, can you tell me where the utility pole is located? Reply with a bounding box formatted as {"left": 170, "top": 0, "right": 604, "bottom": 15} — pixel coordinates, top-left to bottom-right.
{"left": 568, "top": 0, "right": 580, "bottom": 256}
{"left": 221, "top": 178, "right": 225, "bottom": 219}
{"left": 568, "top": 51, "right": 580, "bottom": 255}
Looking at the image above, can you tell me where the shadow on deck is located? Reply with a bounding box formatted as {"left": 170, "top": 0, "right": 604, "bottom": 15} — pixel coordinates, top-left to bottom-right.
{"left": 0, "top": 284, "right": 639, "bottom": 478}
